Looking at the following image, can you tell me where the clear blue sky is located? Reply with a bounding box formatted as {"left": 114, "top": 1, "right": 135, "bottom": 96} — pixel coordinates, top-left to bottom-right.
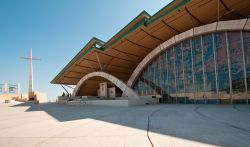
{"left": 0, "top": 0, "right": 171, "bottom": 101}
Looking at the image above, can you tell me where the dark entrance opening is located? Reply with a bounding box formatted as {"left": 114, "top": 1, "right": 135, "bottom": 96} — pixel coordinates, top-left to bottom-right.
{"left": 29, "top": 98, "right": 35, "bottom": 101}
{"left": 159, "top": 94, "right": 174, "bottom": 104}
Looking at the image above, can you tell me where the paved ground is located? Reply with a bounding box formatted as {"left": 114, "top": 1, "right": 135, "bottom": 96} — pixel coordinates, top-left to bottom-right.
{"left": 0, "top": 102, "right": 250, "bottom": 147}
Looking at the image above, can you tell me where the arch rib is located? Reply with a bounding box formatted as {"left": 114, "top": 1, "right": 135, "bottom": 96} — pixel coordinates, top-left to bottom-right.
{"left": 127, "top": 19, "right": 249, "bottom": 88}
{"left": 72, "top": 71, "right": 140, "bottom": 99}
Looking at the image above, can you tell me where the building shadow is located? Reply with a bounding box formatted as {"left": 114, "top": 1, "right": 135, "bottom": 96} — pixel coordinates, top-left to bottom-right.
{"left": 9, "top": 102, "right": 250, "bottom": 147}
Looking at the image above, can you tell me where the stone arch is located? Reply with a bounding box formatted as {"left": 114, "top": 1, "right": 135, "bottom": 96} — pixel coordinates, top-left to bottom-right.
{"left": 127, "top": 18, "right": 250, "bottom": 87}
{"left": 72, "top": 71, "right": 140, "bottom": 99}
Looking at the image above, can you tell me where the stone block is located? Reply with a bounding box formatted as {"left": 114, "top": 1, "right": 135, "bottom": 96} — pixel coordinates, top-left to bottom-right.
{"left": 244, "top": 18, "right": 250, "bottom": 30}
{"left": 124, "top": 88, "right": 139, "bottom": 99}
{"left": 92, "top": 72, "right": 98, "bottom": 77}
{"left": 154, "top": 45, "right": 161, "bottom": 54}
{"left": 217, "top": 19, "right": 247, "bottom": 31}
{"left": 194, "top": 22, "right": 217, "bottom": 36}
{"left": 149, "top": 47, "right": 160, "bottom": 59}
{"left": 109, "top": 75, "right": 118, "bottom": 84}
{"left": 127, "top": 72, "right": 139, "bottom": 87}
{"left": 85, "top": 74, "right": 90, "bottom": 79}
{"left": 102, "top": 73, "right": 109, "bottom": 79}
{"left": 135, "top": 63, "right": 143, "bottom": 73}
{"left": 139, "top": 56, "right": 150, "bottom": 68}
{"left": 116, "top": 80, "right": 126, "bottom": 91}
{"left": 161, "top": 37, "right": 175, "bottom": 50}
{"left": 81, "top": 77, "right": 87, "bottom": 82}
{"left": 147, "top": 51, "right": 154, "bottom": 60}
{"left": 175, "top": 29, "right": 193, "bottom": 43}
{"left": 127, "top": 80, "right": 133, "bottom": 87}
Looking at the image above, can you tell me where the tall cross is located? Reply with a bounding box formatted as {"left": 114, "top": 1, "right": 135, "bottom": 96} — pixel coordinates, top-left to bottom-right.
{"left": 21, "top": 48, "right": 41, "bottom": 93}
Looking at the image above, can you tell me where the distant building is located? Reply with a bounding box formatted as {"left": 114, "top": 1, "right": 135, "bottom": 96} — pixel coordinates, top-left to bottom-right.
{"left": 0, "top": 83, "right": 23, "bottom": 101}
{"left": 52, "top": 0, "right": 250, "bottom": 104}
{"left": 0, "top": 83, "right": 20, "bottom": 94}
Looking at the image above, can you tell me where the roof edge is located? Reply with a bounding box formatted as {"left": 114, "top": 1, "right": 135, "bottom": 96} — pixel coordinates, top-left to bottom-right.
{"left": 50, "top": 37, "right": 105, "bottom": 84}
{"left": 102, "top": 10, "right": 151, "bottom": 49}
{"left": 147, "top": 0, "right": 191, "bottom": 26}
{"left": 51, "top": 0, "right": 188, "bottom": 84}
{"left": 51, "top": 11, "right": 151, "bottom": 84}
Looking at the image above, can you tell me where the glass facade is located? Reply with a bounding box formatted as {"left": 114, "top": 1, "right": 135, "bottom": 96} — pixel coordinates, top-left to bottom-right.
{"left": 133, "top": 31, "right": 250, "bottom": 103}
{"left": 244, "top": 32, "right": 250, "bottom": 97}
{"left": 228, "top": 32, "right": 245, "bottom": 99}
{"left": 215, "top": 32, "right": 230, "bottom": 99}
{"left": 203, "top": 34, "right": 217, "bottom": 98}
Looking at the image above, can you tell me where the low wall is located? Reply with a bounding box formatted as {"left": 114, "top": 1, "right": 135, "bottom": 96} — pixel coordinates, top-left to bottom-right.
{"left": 57, "top": 98, "right": 158, "bottom": 107}
{"left": 86, "top": 100, "right": 129, "bottom": 107}
{"left": 129, "top": 98, "right": 159, "bottom": 106}
{"left": 34, "top": 92, "right": 47, "bottom": 103}
{"left": 0, "top": 94, "right": 23, "bottom": 100}
{"left": 0, "top": 94, "right": 29, "bottom": 103}
{"left": 64, "top": 99, "right": 129, "bottom": 107}
{"left": 56, "top": 99, "right": 67, "bottom": 104}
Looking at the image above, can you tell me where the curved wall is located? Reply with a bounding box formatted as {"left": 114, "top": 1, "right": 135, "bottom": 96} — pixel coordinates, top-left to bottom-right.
{"left": 128, "top": 19, "right": 250, "bottom": 101}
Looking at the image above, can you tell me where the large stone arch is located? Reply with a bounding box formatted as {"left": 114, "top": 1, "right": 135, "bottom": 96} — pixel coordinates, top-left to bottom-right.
{"left": 72, "top": 72, "right": 140, "bottom": 99}
{"left": 127, "top": 18, "right": 250, "bottom": 88}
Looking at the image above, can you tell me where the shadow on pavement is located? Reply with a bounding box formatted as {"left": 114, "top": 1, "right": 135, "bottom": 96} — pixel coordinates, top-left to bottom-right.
{"left": 10, "top": 102, "right": 250, "bottom": 147}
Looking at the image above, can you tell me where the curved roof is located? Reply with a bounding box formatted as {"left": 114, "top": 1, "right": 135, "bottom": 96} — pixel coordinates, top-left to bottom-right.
{"left": 51, "top": 0, "right": 250, "bottom": 86}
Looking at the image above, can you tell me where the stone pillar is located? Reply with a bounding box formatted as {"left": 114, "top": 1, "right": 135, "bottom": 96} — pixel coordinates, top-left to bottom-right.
{"left": 99, "top": 82, "right": 107, "bottom": 97}
{"left": 108, "top": 87, "right": 116, "bottom": 98}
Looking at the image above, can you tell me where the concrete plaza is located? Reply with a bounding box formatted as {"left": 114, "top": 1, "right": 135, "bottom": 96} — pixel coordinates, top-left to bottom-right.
{"left": 0, "top": 102, "right": 250, "bottom": 147}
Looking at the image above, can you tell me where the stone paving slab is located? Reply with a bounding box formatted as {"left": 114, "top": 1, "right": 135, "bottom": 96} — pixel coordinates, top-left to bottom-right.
{"left": 0, "top": 102, "right": 250, "bottom": 147}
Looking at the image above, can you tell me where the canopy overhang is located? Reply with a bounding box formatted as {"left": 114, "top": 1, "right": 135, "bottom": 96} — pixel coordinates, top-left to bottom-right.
{"left": 51, "top": 0, "right": 250, "bottom": 90}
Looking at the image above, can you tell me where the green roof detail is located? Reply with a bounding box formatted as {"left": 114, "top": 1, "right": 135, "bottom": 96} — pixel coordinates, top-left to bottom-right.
{"left": 147, "top": 0, "right": 191, "bottom": 26}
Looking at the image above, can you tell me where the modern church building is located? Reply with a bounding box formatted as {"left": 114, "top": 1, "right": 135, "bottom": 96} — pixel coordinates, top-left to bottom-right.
{"left": 52, "top": 0, "right": 250, "bottom": 104}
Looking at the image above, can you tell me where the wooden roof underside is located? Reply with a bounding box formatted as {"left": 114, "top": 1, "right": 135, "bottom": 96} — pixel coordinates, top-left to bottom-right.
{"left": 52, "top": 0, "right": 250, "bottom": 88}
